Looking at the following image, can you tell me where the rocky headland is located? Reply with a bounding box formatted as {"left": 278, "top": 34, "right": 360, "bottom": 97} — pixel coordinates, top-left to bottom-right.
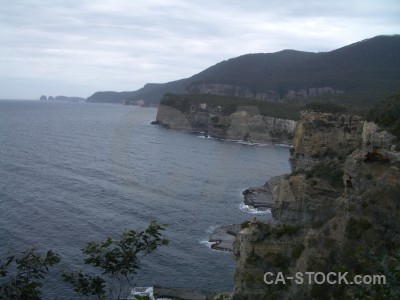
{"left": 152, "top": 94, "right": 297, "bottom": 144}
{"left": 232, "top": 110, "right": 400, "bottom": 299}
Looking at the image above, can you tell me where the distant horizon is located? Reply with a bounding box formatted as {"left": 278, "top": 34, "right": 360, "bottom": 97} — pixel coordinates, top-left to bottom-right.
{"left": 1, "top": 0, "right": 399, "bottom": 99}
{"left": 0, "top": 98, "right": 37, "bottom": 101}
{"left": 2, "top": 33, "right": 400, "bottom": 101}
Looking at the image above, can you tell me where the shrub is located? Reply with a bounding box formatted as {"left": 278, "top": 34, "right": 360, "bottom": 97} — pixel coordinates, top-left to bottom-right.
{"left": 308, "top": 162, "right": 344, "bottom": 189}
{"left": 305, "top": 101, "right": 348, "bottom": 114}
{"left": 368, "top": 90, "right": 400, "bottom": 139}
{"left": 311, "top": 220, "right": 324, "bottom": 229}
{"left": 0, "top": 249, "right": 60, "bottom": 299}
{"left": 63, "top": 221, "right": 169, "bottom": 299}
{"left": 291, "top": 242, "right": 305, "bottom": 259}
{"left": 346, "top": 217, "right": 372, "bottom": 240}
{"left": 275, "top": 224, "right": 301, "bottom": 238}
{"left": 265, "top": 252, "right": 290, "bottom": 269}
{"left": 241, "top": 221, "right": 251, "bottom": 229}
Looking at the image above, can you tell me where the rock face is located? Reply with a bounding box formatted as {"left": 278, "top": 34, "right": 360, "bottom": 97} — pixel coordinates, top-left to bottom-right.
{"left": 233, "top": 111, "right": 400, "bottom": 299}
{"left": 242, "top": 176, "right": 282, "bottom": 209}
{"left": 208, "top": 224, "right": 241, "bottom": 251}
{"left": 187, "top": 83, "right": 341, "bottom": 102}
{"left": 290, "top": 111, "right": 364, "bottom": 171}
{"left": 154, "top": 99, "right": 296, "bottom": 144}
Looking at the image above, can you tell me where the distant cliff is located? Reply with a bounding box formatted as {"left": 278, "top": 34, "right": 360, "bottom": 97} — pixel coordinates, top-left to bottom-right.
{"left": 233, "top": 111, "right": 400, "bottom": 299}
{"left": 187, "top": 83, "right": 341, "bottom": 102}
{"left": 153, "top": 94, "right": 297, "bottom": 144}
{"left": 86, "top": 80, "right": 187, "bottom": 105}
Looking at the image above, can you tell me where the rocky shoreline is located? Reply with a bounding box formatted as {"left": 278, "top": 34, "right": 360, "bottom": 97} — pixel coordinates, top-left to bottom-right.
{"left": 208, "top": 224, "right": 241, "bottom": 251}
{"left": 131, "top": 285, "right": 231, "bottom": 300}
{"left": 242, "top": 175, "right": 282, "bottom": 209}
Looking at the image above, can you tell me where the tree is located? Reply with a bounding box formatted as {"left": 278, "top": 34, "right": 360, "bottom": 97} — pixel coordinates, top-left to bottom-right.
{"left": 63, "top": 221, "right": 169, "bottom": 300}
{"left": 369, "top": 91, "right": 400, "bottom": 139}
{"left": 0, "top": 248, "right": 60, "bottom": 300}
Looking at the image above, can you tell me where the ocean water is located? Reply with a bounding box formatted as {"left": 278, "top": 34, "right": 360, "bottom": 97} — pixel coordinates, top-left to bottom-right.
{"left": 0, "top": 100, "right": 291, "bottom": 298}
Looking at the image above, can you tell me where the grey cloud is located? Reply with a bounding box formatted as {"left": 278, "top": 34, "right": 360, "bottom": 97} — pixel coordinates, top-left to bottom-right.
{"left": 0, "top": 0, "right": 399, "bottom": 99}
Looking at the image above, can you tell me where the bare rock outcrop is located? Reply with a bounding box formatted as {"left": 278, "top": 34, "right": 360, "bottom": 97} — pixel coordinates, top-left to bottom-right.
{"left": 290, "top": 111, "right": 364, "bottom": 171}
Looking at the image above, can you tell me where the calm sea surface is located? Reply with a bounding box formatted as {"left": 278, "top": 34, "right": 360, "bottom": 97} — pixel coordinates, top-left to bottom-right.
{"left": 0, "top": 100, "right": 290, "bottom": 298}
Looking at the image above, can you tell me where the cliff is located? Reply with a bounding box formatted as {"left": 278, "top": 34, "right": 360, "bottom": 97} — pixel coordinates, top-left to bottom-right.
{"left": 187, "top": 83, "right": 341, "bottom": 103}
{"left": 153, "top": 94, "right": 297, "bottom": 144}
{"left": 233, "top": 111, "right": 400, "bottom": 299}
{"left": 86, "top": 80, "right": 187, "bottom": 105}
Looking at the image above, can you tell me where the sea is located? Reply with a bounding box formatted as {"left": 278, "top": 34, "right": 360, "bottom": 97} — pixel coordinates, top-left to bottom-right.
{"left": 0, "top": 100, "right": 291, "bottom": 299}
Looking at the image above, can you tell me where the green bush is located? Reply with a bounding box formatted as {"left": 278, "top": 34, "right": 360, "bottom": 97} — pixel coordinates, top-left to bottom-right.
{"left": 311, "top": 220, "right": 324, "bottom": 229}
{"left": 63, "top": 221, "right": 169, "bottom": 299}
{"left": 0, "top": 249, "right": 60, "bottom": 299}
{"left": 241, "top": 221, "right": 250, "bottom": 229}
{"left": 265, "top": 252, "right": 290, "bottom": 269}
{"left": 210, "top": 115, "right": 219, "bottom": 123}
{"left": 305, "top": 101, "right": 348, "bottom": 114}
{"left": 275, "top": 224, "right": 301, "bottom": 238}
{"left": 291, "top": 242, "right": 305, "bottom": 259}
{"left": 308, "top": 162, "right": 344, "bottom": 189}
{"left": 346, "top": 217, "right": 372, "bottom": 240}
{"left": 368, "top": 90, "right": 400, "bottom": 139}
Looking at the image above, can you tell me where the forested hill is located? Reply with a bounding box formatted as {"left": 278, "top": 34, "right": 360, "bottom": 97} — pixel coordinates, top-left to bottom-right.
{"left": 87, "top": 35, "right": 400, "bottom": 108}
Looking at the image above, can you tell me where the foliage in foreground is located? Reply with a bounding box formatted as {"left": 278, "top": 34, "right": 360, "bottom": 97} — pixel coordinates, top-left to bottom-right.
{"left": 0, "top": 221, "right": 168, "bottom": 300}
{"left": 62, "top": 221, "right": 169, "bottom": 300}
{"left": 0, "top": 249, "right": 60, "bottom": 300}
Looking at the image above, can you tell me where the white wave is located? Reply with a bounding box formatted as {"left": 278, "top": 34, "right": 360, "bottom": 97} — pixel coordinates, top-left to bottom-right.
{"left": 130, "top": 287, "right": 173, "bottom": 300}
{"left": 199, "top": 240, "right": 216, "bottom": 249}
{"left": 274, "top": 143, "right": 292, "bottom": 148}
{"left": 236, "top": 141, "right": 255, "bottom": 146}
{"left": 131, "top": 286, "right": 156, "bottom": 300}
{"left": 233, "top": 140, "right": 272, "bottom": 147}
{"left": 197, "top": 134, "right": 214, "bottom": 139}
{"left": 206, "top": 225, "right": 220, "bottom": 234}
{"left": 238, "top": 203, "right": 271, "bottom": 215}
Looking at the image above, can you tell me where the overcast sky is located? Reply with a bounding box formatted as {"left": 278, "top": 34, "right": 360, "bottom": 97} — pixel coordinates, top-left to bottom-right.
{"left": 1, "top": 0, "right": 399, "bottom": 99}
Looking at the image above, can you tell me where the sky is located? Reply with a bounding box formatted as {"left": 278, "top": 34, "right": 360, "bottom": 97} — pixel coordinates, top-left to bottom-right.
{"left": 1, "top": 0, "right": 399, "bottom": 100}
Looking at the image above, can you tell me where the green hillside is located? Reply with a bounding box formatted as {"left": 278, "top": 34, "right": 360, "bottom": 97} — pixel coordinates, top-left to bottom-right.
{"left": 88, "top": 35, "right": 400, "bottom": 109}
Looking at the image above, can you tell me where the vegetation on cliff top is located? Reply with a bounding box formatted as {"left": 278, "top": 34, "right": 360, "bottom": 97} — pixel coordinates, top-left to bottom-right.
{"left": 160, "top": 93, "right": 303, "bottom": 120}
{"left": 304, "top": 101, "right": 348, "bottom": 114}
{"left": 369, "top": 90, "right": 400, "bottom": 139}
{"left": 161, "top": 93, "right": 357, "bottom": 122}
